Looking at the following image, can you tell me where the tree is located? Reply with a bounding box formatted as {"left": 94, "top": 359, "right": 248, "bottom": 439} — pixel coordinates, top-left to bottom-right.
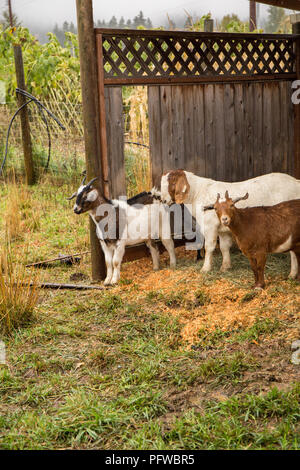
{"left": 96, "top": 19, "right": 106, "bottom": 28}
{"left": 53, "top": 23, "right": 65, "bottom": 45}
{"left": 219, "top": 14, "right": 241, "bottom": 32}
{"left": 62, "top": 21, "right": 69, "bottom": 32}
{"left": 119, "top": 16, "right": 125, "bottom": 29}
{"left": 108, "top": 15, "right": 118, "bottom": 28}
{"left": 264, "top": 6, "right": 286, "bottom": 33}
{"left": 69, "top": 22, "right": 76, "bottom": 34}
{"left": 126, "top": 19, "right": 132, "bottom": 28}
{"left": 133, "top": 11, "right": 146, "bottom": 28}
{"left": 145, "top": 17, "right": 153, "bottom": 29}
{"left": 0, "top": 3, "right": 21, "bottom": 28}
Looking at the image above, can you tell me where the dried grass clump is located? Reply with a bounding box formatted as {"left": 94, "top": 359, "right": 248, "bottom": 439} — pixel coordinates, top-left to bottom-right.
{"left": 124, "top": 87, "right": 151, "bottom": 196}
{"left": 0, "top": 246, "right": 39, "bottom": 335}
{"left": 4, "top": 183, "right": 41, "bottom": 240}
{"left": 124, "top": 86, "right": 148, "bottom": 144}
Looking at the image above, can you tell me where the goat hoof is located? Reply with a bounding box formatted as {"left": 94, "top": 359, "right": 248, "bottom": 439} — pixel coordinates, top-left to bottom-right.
{"left": 201, "top": 266, "right": 211, "bottom": 273}
{"left": 288, "top": 274, "right": 297, "bottom": 280}
{"left": 220, "top": 266, "right": 231, "bottom": 273}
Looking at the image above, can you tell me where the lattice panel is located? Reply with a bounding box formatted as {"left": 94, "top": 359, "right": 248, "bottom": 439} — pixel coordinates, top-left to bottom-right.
{"left": 97, "top": 30, "right": 296, "bottom": 83}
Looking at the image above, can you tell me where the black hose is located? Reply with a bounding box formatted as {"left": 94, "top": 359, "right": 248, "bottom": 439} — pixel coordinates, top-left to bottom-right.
{"left": 0, "top": 98, "right": 34, "bottom": 176}
{"left": 124, "top": 141, "right": 149, "bottom": 149}
{"left": 0, "top": 89, "right": 65, "bottom": 177}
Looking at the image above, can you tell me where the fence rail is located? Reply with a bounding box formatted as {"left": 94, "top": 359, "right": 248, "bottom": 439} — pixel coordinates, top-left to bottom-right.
{"left": 96, "top": 29, "right": 297, "bottom": 85}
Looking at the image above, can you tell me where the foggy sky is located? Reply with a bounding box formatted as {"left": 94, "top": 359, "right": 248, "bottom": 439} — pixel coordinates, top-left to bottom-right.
{"left": 0, "top": 0, "right": 284, "bottom": 30}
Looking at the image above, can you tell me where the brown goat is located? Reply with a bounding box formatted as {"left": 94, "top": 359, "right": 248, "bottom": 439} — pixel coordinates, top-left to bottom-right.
{"left": 205, "top": 191, "right": 300, "bottom": 288}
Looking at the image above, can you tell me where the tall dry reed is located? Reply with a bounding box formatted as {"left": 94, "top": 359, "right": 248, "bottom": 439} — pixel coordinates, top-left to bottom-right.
{"left": 0, "top": 244, "right": 39, "bottom": 335}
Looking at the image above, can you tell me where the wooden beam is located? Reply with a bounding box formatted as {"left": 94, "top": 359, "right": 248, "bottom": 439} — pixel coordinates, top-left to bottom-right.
{"left": 255, "top": 0, "right": 300, "bottom": 10}
{"left": 14, "top": 45, "right": 35, "bottom": 185}
{"left": 9, "top": 0, "right": 35, "bottom": 185}
{"left": 250, "top": 1, "right": 257, "bottom": 32}
{"left": 75, "top": 0, "right": 106, "bottom": 281}
{"left": 103, "top": 73, "right": 297, "bottom": 87}
{"left": 96, "top": 28, "right": 296, "bottom": 40}
{"left": 293, "top": 21, "right": 300, "bottom": 178}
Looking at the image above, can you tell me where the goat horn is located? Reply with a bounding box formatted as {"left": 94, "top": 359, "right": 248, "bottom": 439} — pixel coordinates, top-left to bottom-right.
{"left": 81, "top": 174, "right": 87, "bottom": 186}
{"left": 232, "top": 192, "right": 249, "bottom": 204}
{"left": 225, "top": 190, "right": 229, "bottom": 199}
{"left": 203, "top": 203, "right": 215, "bottom": 211}
{"left": 85, "top": 177, "right": 98, "bottom": 188}
{"left": 203, "top": 192, "right": 221, "bottom": 211}
{"left": 67, "top": 192, "right": 77, "bottom": 201}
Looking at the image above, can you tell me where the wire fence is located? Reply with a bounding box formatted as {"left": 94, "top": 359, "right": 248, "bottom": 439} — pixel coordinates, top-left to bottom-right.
{"left": 0, "top": 90, "right": 151, "bottom": 192}
{"left": 0, "top": 101, "right": 86, "bottom": 177}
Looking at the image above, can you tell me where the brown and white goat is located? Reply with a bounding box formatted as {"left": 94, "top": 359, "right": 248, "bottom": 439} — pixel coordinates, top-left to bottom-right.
{"left": 68, "top": 177, "right": 178, "bottom": 285}
{"left": 161, "top": 170, "right": 300, "bottom": 277}
{"left": 204, "top": 191, "right": 300, "bottom": 288}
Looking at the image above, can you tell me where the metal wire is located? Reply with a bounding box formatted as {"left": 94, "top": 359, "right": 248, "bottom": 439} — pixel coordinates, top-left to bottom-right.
{"left": 0, "top": 89, "right": 65, "bottom": 176}
{"left": 124, "top": 141, "right": 149, "bottom": 149}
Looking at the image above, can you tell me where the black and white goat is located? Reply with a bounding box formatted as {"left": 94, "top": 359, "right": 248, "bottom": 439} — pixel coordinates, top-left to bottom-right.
{"left": 68, "top": 177, "right": 176, "bottom": 285}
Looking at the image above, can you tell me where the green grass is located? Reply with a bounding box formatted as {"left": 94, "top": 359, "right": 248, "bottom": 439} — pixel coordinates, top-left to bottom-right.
{"left": 0, "top": 178, "right": 299, "bottom": 450}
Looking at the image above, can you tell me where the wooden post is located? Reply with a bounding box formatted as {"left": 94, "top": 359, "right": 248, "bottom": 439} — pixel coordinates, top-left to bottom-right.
{"left": 293, "top": 21, "right": 300, "bottom": 178}
{"left": 204, "top": 18, "right": 214, "bottom": 33}
{"left": 75, "top": 0, "right": 106, "bottom": 280}
{"left": 14, "top": 46, "right": 35, "bottom": 185}
{"left": 249, "top": 1, "right": 257, "bottom": 32}
{"left": 8, "top": 0, "right": 35, "bottom": 185}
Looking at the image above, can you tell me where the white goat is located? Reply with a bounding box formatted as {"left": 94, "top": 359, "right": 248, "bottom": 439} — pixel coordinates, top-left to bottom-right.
{"left": 160, "top": 170, "right": 300, "bottom": 277}
{"left": 68, "top": 177, "right": 176, "bottom": 285}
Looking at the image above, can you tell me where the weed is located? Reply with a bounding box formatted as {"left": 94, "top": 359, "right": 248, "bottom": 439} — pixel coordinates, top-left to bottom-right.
{"left": 0, "top": 246, "right": 39, "bottom": 335}
{"left": 234, "top": 317, "right": 282, "bottom": 343}
{"left": 240, "top": 291, "right": 259, "bottom": 303}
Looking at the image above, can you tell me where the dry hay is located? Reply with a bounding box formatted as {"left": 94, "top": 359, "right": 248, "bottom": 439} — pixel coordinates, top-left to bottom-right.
{"left": 114, "top": 247, "right": 300, "bottom": 348}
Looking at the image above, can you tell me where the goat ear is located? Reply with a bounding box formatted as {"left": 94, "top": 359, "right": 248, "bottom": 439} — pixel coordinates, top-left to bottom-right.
{"left": 67, "top": 192, "right": 77, "bottom": 200}
{"left": 174, "top": 175, "right": 190, "bottom": 204}
{"left": 86, "top": 189, "right": 98, "bottom": 202}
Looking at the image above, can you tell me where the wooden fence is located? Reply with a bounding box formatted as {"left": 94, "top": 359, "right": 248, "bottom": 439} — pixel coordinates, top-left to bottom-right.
{"left": 95, "top": 29, "right": 299, "bottom": 200}
{"left": 148, "top": 81, "right": 295, "bottom": 186}
{"left": 91, "top": 28, "right": 300, "bottom": 263}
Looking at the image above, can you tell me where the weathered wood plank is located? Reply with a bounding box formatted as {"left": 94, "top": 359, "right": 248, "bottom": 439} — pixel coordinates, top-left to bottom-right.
{"left": 288, "top": 80, "right": 295, "bottom": 176}
{"left": 234, "top": 83, "right": 244, "bottom": 181}
{"left": 223, "top": 84, "right": 236, "bottom": 181}
{"left": 105, "top": 87, "right": 125, "bottom": 198}
{"left": 279, "top": 81, "right": 289, "bottom": 174}
{"left": 262, "top": 83, "right": 273, "bottom": 174}
{"left": 204, "top": 84, "right": 215, "bottom": 179}
{"left": 294, "top": 33, "right": 300, "bottom": 178}
{"left": 244, "top": 82, "right": 254, "bottom": 179}
{"left": 193, "top": 85, "right": 206, "bottom": 177}
{"left": 253, "top": 82, "right": 264, "bottom": 177}
{"left": 183, "top": 86, "right": 196, "bottom": 173}
{"left": 214, "top": 85, "right": 226, "bottom": 180}
{"left": 271, "top": 82, "right": 282, "bottom": 173}
{"left": 172, "top": 86, "right": 185, "bottom": 169}
{"left": 148, "top": 86, "right": 163, "bottom": 187}
{"left": 160, "top": 86, "right": 173, "bottom": 172}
